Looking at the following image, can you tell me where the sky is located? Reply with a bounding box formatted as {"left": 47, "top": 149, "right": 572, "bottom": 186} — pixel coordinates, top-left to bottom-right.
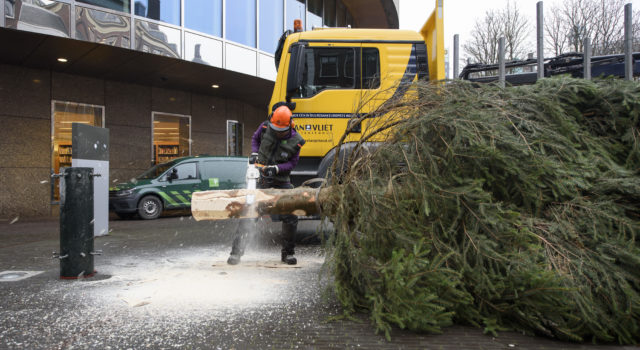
{"left": 399, "top": 0, "right": 639, "bottom": 77}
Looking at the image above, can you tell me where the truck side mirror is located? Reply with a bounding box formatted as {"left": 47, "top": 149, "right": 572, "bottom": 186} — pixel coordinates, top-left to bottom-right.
{"left": 286, "top": 43, "right": 306, "bottom": 102}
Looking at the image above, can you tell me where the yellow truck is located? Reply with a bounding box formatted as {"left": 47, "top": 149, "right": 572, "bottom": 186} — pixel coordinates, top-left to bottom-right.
{"left": 269, "top": 0, "right": 445, "bottom": 184}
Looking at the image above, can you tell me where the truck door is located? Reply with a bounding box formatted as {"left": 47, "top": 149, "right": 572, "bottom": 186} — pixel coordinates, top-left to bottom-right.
{"left": 287, "top": 42, "right": 361, "bottom": 157}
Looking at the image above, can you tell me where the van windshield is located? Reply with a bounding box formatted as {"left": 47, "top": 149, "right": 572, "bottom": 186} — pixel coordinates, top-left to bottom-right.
{"left": 136, "top": 160, "right": 178, "bottom": 180}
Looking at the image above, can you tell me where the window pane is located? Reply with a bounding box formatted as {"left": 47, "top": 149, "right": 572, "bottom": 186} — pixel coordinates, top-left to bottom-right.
{"left": 323, "top": 0, "right": 335, "bottom": 27}
{"left": 184, "top": 0, "right": 222, "bottom": 37}
{"left": 337, "top": 1, "right": 346, "bottom": 27}
{"left": 227, "top": 121, "right": 243, "bottom": 156}
{"left": 76, "top": 7, "right": 131, "bottom": 48}
{"left": 185, "top": 32, "right": 222, "bottom": 67}
{"left": 5, "top": 0, "right": 70, "bottom": 38}
{"left": 286, "top": 0, "right": 304, "bottom": 32}
{"left": 135, "top": 20, "right": 181, "bottom": 58}
{"left": 362, "top": 48, "right": 380, "bottom": 89}
{"left": 298, "top": 47, "right": 355, "bottom": 98}
{"left": 77, "top": 0, "right": 130, "bottom": 13}
{"left": 259, "top": 0, "right": 283, "bottom": 54}
{"left": 134, "top": 0, "right": 180, "bottom": 25}
{"left": 52, "top": 102, "right": 104, "bottom": 201}
{"left": 153, "top": 114, "right": 190, "bottom": 164}
{"left": 307, "top": 0, "right": 322, "bottom": 30}
{"left": 226, "top": 0, "right": 256, "bottom": 47}
{"left": 346, "top": 10, "right": 353, "bottom": 28}
{"left": 173, "top": 162, "right": 197, "bottom": 180}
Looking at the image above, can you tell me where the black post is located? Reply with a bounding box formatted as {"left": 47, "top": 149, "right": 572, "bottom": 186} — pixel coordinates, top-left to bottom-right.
{"left": 59, "top": 167, "right": 96, "bottom": 279}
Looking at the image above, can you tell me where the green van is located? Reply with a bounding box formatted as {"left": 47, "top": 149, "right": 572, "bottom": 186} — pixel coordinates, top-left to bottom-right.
{"left": 109, "top": 156, "right": 247, "bottom": 219}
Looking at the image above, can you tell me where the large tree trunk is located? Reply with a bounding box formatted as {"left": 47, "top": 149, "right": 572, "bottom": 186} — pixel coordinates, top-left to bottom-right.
{"left": 191, "top": 187, "right": 332, "bottom": 221}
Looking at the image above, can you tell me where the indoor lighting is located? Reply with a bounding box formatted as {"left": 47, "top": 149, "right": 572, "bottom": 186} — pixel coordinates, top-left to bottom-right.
{"left": 57, "top": 58, "right": 68, "bottom": 63}
{"left": 211, "top": 84, "right": 219, "bottom": 88}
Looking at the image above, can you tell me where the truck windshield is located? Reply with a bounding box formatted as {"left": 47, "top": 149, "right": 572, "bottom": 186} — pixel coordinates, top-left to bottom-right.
{"left": 136, "top": 160, "right": 178, "bottom": 180}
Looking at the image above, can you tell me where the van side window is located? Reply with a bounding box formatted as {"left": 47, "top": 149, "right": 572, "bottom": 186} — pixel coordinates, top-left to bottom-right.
{"left": 203, "top": 160, "right": 246, "bottom": 183}
{"left": 362, "top": 48, "right": 380, "bottom": 89}
{"left": 299, "top": 47, "right": 356, "bottom": 98}
{"left": 172, "top": 162, "right": 197, "bottom": 180}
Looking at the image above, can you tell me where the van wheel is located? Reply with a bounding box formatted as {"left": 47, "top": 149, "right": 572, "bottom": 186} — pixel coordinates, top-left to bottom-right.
{"left": 138, "top": 195, "right": 163, "bottom": 220}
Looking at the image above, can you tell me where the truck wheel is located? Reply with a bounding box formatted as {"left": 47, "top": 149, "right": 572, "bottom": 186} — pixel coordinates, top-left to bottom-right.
{"left": 138, "top": 195, "right": 163, "bottom": 220}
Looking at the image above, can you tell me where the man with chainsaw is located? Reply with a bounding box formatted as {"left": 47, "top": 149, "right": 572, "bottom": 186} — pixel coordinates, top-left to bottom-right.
{"left": 227, "top": 105, "right": 305, "bottom": 265}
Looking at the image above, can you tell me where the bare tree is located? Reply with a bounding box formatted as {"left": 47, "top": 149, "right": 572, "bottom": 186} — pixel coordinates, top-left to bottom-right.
{"left": 545, "top": 0, "right": 630, "bottom": 56}
{"left": 463, "top": 0, "right": 530, "bottom": 64}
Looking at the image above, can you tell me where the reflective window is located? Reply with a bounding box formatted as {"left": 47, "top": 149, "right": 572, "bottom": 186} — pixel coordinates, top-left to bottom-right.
{"left": 185, "top": 32, "right": 222, "bottom": 67}
{"left": 76, "top": 7, "right": 130, "bottom": 48}
{"left": 171, "top": 162, "right": 197, "bottom": 180}
{"left": 307, "top": 0, "right": 322, "bottom": 30}
{"left": 153, "top": 113, "right": 191, "bottom": 164}
{"left": 203, "top": 160, "right": 246, "bottom": 187}
{"left": 296, "top": 47, "right": 356, "bottom": 98}
{"left": 5, "top": 0, "right": 15, "bottom": 18}
{"left": 286, "top": 0, "right": 304, "bottom": 32}
{"left": 227, "top": 120, "right": 243, "bottom": 156}
{"left": 51, "top": 101, "right": 104, "bottom": 201}
{"left": 323, "top": 0, "right": 335, "bottom": 27}
{"left": 226, "top": 0, "right": 256, "bottom": 48}
{"left": 336, "top": 1, "right": 346, "bottom": 27}
{"left": 362, "top": 48, "right": 380, "bottom": 89}
{"left": 6, "top": 0, "right": 70, "bottom": 38}
{"left": 259, "top": 0, "right": 283, "bottom": 54}
{"left": 184, "top": 0, "right": 221, "bottom": 37}
{"left": 135, "top": 20, "right": 180, "bottom": 58}
{"left": 134, "top": 0, "right": 180, "bottom": 26}
{"left": 77, "top": 0, "right": 130, "bottom": 13}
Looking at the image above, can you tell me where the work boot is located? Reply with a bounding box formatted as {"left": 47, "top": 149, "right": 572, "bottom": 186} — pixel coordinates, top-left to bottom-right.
{"left": 281, "top": 251, "right": 297, "bottom": 265}
{"left": 227, "top": 254, "right": 241, "bottom": 265}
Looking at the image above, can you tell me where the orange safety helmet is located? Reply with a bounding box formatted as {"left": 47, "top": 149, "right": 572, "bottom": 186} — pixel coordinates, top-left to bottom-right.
{"left": 270, "top": 105, "right": 294, "bottom": 131}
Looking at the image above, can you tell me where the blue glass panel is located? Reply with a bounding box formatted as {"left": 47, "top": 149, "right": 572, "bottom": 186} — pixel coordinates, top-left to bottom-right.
{"left": 184, "top": 0, "right": 222, "bottom": 37}
{"left": 286, "top": 0, "right": 304, "bottom": 32}
{"left": 259, "top": 0, "right": 283, "bottom": 54}
{"left": 226, "top": 0, "right": 256, "bottom": 47}
{"left": 134, "top": 0, "right": 180, "bottom": 26}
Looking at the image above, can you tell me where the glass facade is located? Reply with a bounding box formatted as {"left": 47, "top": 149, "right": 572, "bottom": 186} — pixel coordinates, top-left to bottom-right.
{"left": 185, "top": 32, "right": 222, "bottom": 67}
{"left": 134, "top": 0, "right": 180, "bottom": 26}
{"left": 259, "top": 0, "right": 283, "bottom": 54}
{"left": 77, "top": 0, "right": 130, "bottom": 13}
{"left": 226, "top": 0, "right": 256, "bottom": 48}
{"left": 184, "top": 0, "right": 221, "bottom": 37}
{"left": 135, "top": 20, "right": 180, "bottom": 58}
{"left": 6, "top": 0, "right": 70, "bottom": 38}
{"left": 3, "top": 0, "right": 360, "bottom": 79}
{"left": 307, "top": 0, "right": 321, "bottom": 30}
{"left": 323, "top": 0, "right": 335, "bottom": 27}
{"left": 76, "top": 6, "right": 130, "bottom": 48}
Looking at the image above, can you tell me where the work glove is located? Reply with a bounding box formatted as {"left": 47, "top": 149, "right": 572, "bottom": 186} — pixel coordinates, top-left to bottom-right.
{"left": 261, "top": 165, "right": 279, "bottom": 177}
{"left": 248, "top": 153, "right": 259, "bottom": 164}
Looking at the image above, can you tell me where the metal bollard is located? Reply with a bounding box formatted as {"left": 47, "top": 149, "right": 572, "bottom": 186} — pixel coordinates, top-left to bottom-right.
{"left": 54, "top": 167, "right": 101, "bottom": 279}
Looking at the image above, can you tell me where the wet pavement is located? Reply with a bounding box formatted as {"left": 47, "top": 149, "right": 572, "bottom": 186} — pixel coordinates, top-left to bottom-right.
{"left": 0, "top": 215, "right": 636, "bottom": 349}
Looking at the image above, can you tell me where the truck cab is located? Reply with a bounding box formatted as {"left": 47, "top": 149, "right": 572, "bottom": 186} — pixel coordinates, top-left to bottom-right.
{"left": 269, "top": 0, "right": 444, "bottom": 183}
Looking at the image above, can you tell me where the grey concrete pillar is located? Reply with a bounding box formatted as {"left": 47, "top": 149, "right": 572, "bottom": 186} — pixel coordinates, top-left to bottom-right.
{"left": 537, "top": 1, "right": 544, "bottom": 80}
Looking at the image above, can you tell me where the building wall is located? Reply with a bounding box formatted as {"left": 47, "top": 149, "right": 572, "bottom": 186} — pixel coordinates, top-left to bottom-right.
{"left": 0, "top": 63, "right": 265, "bottom": 220}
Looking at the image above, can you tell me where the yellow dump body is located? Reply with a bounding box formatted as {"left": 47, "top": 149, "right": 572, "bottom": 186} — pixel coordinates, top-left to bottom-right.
{"left": 268, "top": 0, "right": 444, "bottom": 177}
